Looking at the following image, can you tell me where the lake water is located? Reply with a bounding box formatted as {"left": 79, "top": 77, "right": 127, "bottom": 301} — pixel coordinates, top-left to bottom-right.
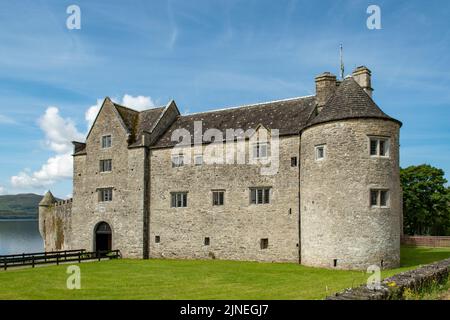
{"left": 0, "top": 220, "right": 44, "bottom": 255}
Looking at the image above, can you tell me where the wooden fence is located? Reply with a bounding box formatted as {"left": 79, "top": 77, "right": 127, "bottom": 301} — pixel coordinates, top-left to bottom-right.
{"left": 1, "top": 249, "right": 121, "bottom": 270}
{"left": 401, "top": 235, "right": 450, "bottom": 247}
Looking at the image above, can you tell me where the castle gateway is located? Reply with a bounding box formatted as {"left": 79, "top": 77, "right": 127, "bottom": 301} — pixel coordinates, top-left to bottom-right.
{"left": 39, "top": 66, "right": 402, "bottom": 270}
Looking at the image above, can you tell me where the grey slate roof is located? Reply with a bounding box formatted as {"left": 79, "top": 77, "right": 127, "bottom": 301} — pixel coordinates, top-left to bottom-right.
{"left": 73, "top": 77, "right": 401, "bottom": 154}
{"left": 113, "top": 103, "right": 166, "bottom": 145}
{"left": 153, "top": 96, "right": 317, "bottom": 148}
{"left": 72, "top": 141, "right": 87, "bottom": 156}
{"left": 72, "top": 103, "right": 166, "bottom": 155}
{"left": 305, "top": 77, "right": 401, "bottom": 128}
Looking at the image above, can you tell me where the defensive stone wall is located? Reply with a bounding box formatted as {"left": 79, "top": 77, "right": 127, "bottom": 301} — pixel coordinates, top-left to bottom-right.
{"left": 327, "top": 258, "right": 450, "bottom": 300}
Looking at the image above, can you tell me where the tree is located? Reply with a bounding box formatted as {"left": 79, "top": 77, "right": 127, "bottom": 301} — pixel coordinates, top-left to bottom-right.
{"left": 401, "top": 165, "right": 450, "bottom": 236}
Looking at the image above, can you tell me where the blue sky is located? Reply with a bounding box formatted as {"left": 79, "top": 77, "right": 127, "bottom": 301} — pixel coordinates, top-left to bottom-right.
{"left": 0, "top": 0, "right": 449, "bottom": 198}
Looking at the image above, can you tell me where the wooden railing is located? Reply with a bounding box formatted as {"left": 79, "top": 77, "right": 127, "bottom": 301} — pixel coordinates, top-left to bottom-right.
{"left": 401, "top": 235, "right": 450, "bottom": 248}
{"left": 0, "top": 249, "right": 121, "bottom": 270}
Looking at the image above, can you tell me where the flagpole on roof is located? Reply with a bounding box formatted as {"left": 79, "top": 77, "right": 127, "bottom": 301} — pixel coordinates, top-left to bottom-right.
{"left": 340, "top": 44, "right": 345, "bottom": 80}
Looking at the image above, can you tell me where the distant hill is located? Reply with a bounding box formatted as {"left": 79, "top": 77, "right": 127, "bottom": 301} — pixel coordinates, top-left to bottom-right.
{"left": 0, "top": 194, "right": 49, "bottom": 219}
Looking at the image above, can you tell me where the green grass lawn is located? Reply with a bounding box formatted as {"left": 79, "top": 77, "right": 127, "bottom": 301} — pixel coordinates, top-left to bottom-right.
{"left": 1, "top": 246, "right": 449, "bottom": 300}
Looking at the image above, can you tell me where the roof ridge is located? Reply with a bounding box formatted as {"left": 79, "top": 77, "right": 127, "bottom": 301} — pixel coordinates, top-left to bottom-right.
{"left": 113, "top": 102, "right": 139, "bottom": 113}
{"left": 113, "top": 102, "right": 165, "bottom": 114}
{"left": 184, "top": 95, "right": 315, "bottom": 116}
{"left": 304, "top": 76, "right": 401, "bottom": 129}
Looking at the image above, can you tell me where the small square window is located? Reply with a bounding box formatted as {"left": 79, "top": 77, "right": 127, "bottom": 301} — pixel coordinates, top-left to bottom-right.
{"left": 98, "top": 188, "right": 113, "bottom": 202}
{"left": 155, "top": 236, "right": 160, "bottom": 243}
{"left": 194, "top": 155, "right": 203, "bottom": 166}
{"left": 100, "top": 159, "right": 112, "bottom": 172}
{"left": 250, "top": 188, "right": 271, "bottom": 205}
{"left": 370, "top": 189, "right": 390, "bottom": 208}
{"left": 315, "top": 145, "right": 325, "bottom": 160}
{"left": 102, "top": 135, "right": 112, "bottom": 149}
{"left": 212, "top": 190, "right": 224, "bottom": 206}
{"left": 260, "top": 238, "right": 269, "bottom": 250}
{"left": 172, "top": 155, "right": 184, "bottom": 168}
{"left": 204, "top": 237, "right": 210, "bottom": 246}
{"left": 171, "top": 192, "right": 187, "bottom": 208}
{"left": 369, "top": 137, "right": 390, "bottom": 157}
{"left": 291, "top": 157, "right": 298, "bottom": 167}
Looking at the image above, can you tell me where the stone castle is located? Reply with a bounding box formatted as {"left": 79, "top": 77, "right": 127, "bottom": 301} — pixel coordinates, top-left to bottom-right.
{"left": 39, "top": 66, "right": 403, "bottom": 270}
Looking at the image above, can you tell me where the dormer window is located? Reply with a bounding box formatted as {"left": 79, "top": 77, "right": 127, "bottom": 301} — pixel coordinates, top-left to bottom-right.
{"left": 369, "top": 137, "right": 390, "bottom": 157}
{"left": 252, "top": 143, "right": 268, "bottom": 159}
{"left": 172, "top": 155, "right": 184, "bottom": 168}
{"left": 102, "top": 135, "right": 112, "bottom": 149}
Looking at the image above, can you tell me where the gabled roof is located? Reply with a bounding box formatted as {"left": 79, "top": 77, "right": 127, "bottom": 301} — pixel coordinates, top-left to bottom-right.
{"left": 73, "top": 98, "right": 167, "bottom": 155}
{"left": 72, "top": 141, "right": 87, "bottom": 156}
{"left": 153, "top": 96, "right": 316, "bottom": 148}
{"left": 74, "top": 76, "right": 401, "bottom": 154}
{"left": 305, "top": 77, "right": 401, "bottom": 129}
{"left": 113, "top": 103, "right": 140, "bottom": 138}
{"left": 113, "top": 102, "right": 166, "bottom": 146}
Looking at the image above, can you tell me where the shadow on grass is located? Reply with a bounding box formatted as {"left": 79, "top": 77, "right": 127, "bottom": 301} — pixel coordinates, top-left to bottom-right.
{"left": 401, "top": 246, "right": 450, "bottom": 268}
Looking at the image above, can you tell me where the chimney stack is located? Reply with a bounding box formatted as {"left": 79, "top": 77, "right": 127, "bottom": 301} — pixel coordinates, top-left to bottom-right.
{"left": 315, "top": 72, "right": 337, "bottom": 112}
{"left": 352, "top": 66, "right": 373, "bottom": 98}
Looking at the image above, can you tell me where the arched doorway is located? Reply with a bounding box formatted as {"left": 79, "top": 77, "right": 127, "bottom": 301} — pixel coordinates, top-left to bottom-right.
{"left": 94, "top": 222, "right": 112, "bottom": 252}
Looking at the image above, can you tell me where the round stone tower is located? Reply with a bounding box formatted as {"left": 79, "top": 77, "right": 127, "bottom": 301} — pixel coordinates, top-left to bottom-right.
{"left": 300, "top": 67, "right": 402, "bottom": 270}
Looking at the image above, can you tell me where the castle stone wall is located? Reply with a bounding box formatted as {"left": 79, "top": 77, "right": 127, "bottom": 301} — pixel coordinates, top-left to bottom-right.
{"left": 70, "top": 100, "right": 145, "bottom": 258}
{"left": 39, "top": 200, "right": 72, "bottom": 252}
{"left": 300, "top": 119, "right": 402, "bottom": 270}
{"left": 149, "top": 135, "right": 301, "bottom": 262}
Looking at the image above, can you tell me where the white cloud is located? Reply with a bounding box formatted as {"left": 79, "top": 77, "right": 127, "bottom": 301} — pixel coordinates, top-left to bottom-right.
{"left": 121, "top": 94, "right": 155, "bottom": 111}
{"left": 0, "top": 186, "right": 6, "bottom": 195}
{"left": 85, "top": 95, "right": 155, "bottom": 131}
{"left": 11, "top": 94, "right": 155, "bottom": 191}
{"left": 11, "top": 153, "right": 73, "bottom": 189}
{"left": 39, "top": 107, "right": 84, "bottom": 154}
{"left": 11, "top": 106, "right": 83, "bottom": 189}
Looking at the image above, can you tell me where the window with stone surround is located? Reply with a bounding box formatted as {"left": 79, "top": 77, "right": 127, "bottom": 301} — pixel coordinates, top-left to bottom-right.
{"left": 101, "top": 135, "right": 112, "bottom": 149}
{"left": 204, "top": 237, "right": 210, "bottom": 246}
{"left": 252, "top": 142, "right": 269, "bottom": 159}
{"left": 171, "top": 192, "right": 187, "bottom": 208}
{"left": 212, "top": 190, "right": 224, "bottom": 206}
{"left": 369, "top": 136, "right": 390, "bottom": 157}
{"left": 172, "top": 154, "right": 184, "bottom": 168}
{"left": 250, "top": 187, "right": 271, "bottom": 205}
{"left": 315, "top": 144, "right": 326, "bottom": 161}
{"left": 100, "top": 159, "right": 112, "bottom": 172}
{"left": 98, "top": 188, "right": 113, "bottom": 202}
{"left": 155, "top": 236, "right": 160, "bottom": 243}
{"left": 370, "top": 189, "right": 389, "bottom": 208}
{"left": 194, "top": 154, "right": 203, "bottom": 166}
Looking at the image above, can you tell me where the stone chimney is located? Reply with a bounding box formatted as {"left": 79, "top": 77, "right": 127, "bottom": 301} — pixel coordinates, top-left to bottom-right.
{"left": 352, "top": 66, "right": 373, "bottom": 98}
{"left": 315, "top": 72, "right": 337, "bottom": 112}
